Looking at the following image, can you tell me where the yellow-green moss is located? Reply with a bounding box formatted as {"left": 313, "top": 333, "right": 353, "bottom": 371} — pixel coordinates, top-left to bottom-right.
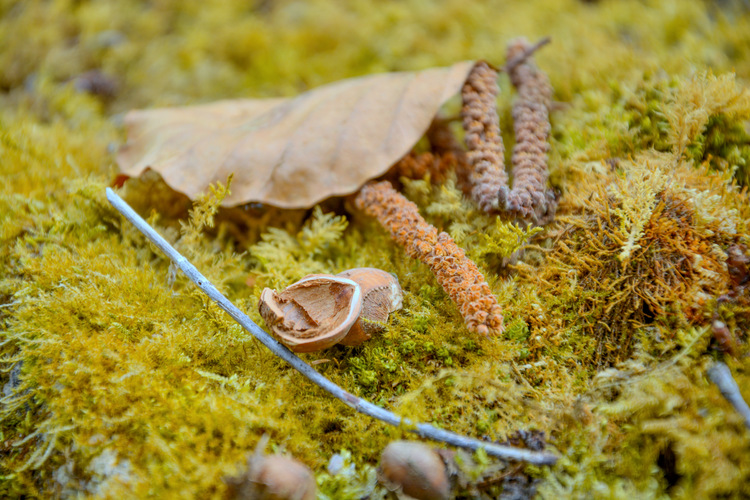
{"left": 2, "top": 1, "right": 750, "bottom": 498}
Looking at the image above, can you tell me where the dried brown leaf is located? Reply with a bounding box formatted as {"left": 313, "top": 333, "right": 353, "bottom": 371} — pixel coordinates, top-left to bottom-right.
{"left": 117, "top": 62, "right": 476, "bottom": 208}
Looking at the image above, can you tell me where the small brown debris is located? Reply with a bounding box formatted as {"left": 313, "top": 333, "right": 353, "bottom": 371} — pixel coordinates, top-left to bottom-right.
{"left": 391, "top": 151, "right": 456, "bottom": 184}
{"left": 379, "top": 441, "right": 451, "bottom": 500}
{"left": 711, "top": 318, "right": 737, "bottom": 356}
{"left": 726, "top": 244, "right": 750, "bottom": 293}
{"left": 74, "top": 70, "right": 118, "bottom": 98}
{"left": 502, "top": 429, "right": 547, "bottom": 452}
{"left": 226, "top": 437, "right": 316, "bottom": 500}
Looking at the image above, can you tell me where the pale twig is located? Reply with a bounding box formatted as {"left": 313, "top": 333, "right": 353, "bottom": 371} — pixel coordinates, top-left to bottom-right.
{"left": 105, "top": 188, "right": 558, "bottom": 465}
{"left": 707, "top": 362, "right": 750, "bottom": 429}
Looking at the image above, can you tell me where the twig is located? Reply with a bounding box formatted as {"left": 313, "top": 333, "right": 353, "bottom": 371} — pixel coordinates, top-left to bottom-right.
{"left": 105, "top": 188, "right": 558, "bottom": 465}
{"left": 502, "top": 37, "right": 551, "bottom": 75}
{"left": 707, "top": 362, "right": 750, "bottom": 429}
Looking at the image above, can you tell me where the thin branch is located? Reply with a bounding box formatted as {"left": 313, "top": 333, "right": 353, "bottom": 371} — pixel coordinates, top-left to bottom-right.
{"left": 502, "top": 36, "right": 551, "bottom": 75}
{"left": 708, "top": 362, "right": 750, "bottom": 429}
{"left": 106, "top": 187, "right": 558, "bottom": 465}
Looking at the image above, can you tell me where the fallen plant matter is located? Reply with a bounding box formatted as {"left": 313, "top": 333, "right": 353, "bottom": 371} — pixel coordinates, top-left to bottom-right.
{"left": 4, "top": 2, "right": 750, "bottom": 497}
{"left": 355, "top": 180, "right": 504, "bottom": 336}
{"left": 105, "top": 187, "right": 558, "bottom": 465}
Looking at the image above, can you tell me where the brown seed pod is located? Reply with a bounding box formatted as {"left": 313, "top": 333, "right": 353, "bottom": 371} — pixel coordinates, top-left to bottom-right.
{"left": 379, "top": 441, "right": 451, "bottom": 500}
{"left": 258, "top": 268, "right": 402, "bottom": 352}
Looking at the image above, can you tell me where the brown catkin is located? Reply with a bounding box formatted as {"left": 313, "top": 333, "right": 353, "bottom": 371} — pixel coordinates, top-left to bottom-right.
{"left": 391, "top": 151, "right": 454, "bottom": 184}
{"left": 425, "top": 119, "right": 472, "bottom": 193}
{"left": 460, "top": 61, "right": 508, "bottom": 213}
{"left": 388, "top": 120, "right": 466, "bottom": 185}
{"left": 504, "top": 37, "right": 556, "bottom": 223}
{"left": 355, "top": 181, "right": 504, "bottom": 335}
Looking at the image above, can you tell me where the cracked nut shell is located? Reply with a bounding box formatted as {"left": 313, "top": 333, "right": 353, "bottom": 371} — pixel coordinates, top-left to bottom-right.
{"left": 336, "top": 267, "right": 402, "bottom": 346}
{"left": 258, "top": 268, "right": 402, "bottom": 352}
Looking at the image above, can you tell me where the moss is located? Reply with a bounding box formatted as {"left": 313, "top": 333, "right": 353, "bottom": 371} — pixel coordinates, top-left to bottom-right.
{"left": 2, "top": 0, "right": 750, "bottom": 498}
{"left": 316, "top": 450, "right": 384, "bottom": 500}
{"left": 688, "top": 113, "right": 750, "bottom": 186}
{"left": 620, "top": 73, "right": 678, "bottom": 154}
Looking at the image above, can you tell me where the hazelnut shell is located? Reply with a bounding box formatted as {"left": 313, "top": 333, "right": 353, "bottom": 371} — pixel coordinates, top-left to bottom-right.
{"left": 337, "top": 268, "right": 402, "bottom": 346}
{"left": 258, "top": 275, "right": 362, "bottom": 352}
{"left": 258, "top": 268, "right": 403, "bottom": 351}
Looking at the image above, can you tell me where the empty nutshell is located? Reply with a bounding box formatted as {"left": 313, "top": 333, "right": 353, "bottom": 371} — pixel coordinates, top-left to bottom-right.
{"left": 258, "top": 268, "right": 402, "bottom": 352}
{"left": 379, "top": 440, "right": 451, "bottom": 500}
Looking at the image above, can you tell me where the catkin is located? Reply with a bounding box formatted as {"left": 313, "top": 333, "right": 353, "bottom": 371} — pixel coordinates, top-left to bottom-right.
{"left": 460, "top": 61, "right": 508, "bottom": 213}
{"left": 504, "top": 37, "right": 557, "bottom": 223}
{"left": 390, "top": 120, "right": 466, "bottom": 185}
{"left": 426, "top": 119, "right": 463, "bottom": 157}
{"left": 392, "top": 151, "right": 454, "bottom": 184}
{"left": 355, "top": 181, "right": 504, "bottom": 335}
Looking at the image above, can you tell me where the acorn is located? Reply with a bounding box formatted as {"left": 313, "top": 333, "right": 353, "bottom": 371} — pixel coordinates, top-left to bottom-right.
{"left": 379, "top": 441, "right": 451, "bottom": 500}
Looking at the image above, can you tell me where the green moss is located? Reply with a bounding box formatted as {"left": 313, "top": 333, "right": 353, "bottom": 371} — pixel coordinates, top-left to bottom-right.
{"left": 688, "top": 113, "right": 750, "bottom": 186}
{"left": 2, "top": 0, "right": 750, "bottom": 498}
{"left": 316, "top": 450, "right": 384, "bottom": 500}
{"left": 505, "top": 316, "right": 530, "bottom": 342}
{"left": 621, "top": 73, "right": 678, "bottom": 154}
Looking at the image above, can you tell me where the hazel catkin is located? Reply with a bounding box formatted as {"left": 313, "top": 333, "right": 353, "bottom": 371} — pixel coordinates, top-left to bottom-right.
{"left": 355, "top": 180, "right": 504, "bottom": 335}
{"left": 460, "top": 61, "right": 508, "bottom": 213}
{"left": 503, "top": 37, "right": 557, "bottom": 224}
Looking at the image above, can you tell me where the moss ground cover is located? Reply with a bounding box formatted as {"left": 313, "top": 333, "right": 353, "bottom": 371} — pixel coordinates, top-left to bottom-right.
{"left": 2, "top": 1, "right": 750, "bottom": 498}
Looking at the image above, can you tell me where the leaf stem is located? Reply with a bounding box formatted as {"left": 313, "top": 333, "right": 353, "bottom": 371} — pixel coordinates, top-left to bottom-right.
{"left": 105, "top": 187, "right": 558, "bottom": 465}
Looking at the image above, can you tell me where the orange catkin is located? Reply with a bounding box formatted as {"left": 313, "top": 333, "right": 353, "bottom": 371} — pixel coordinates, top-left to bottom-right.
{"left": 355, "top": 181, "right": 504, "bottom": 335}
{"left": 392, "top": 152, "right": 454, "bottom": 184}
